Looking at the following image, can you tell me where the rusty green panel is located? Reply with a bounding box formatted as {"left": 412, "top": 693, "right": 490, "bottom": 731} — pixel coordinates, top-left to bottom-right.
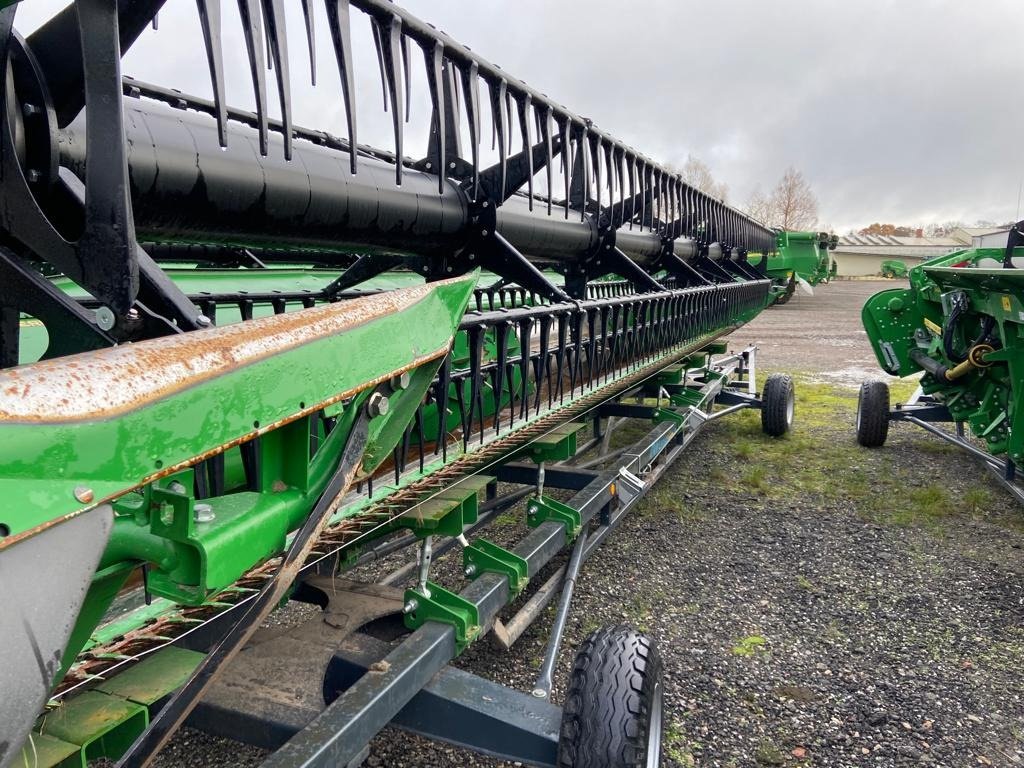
{"left": 38, "top": 691, "right": 148, "bottom": 765}
{"left": 14, "top": 731, "right": 80, "bottom": 768}
{"left": 95, "top": 647, "right": 203, "bottom": 706}
{"left": 0, "top": 275, "right": 476, "bottom": 540}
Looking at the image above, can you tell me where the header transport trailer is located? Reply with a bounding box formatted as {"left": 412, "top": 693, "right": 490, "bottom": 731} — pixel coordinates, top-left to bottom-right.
{"left": 857, "top": 228, "right": 1024, "bottom": 504}
{"left": 0, "top": 2, "right": 803, "bottom": 767}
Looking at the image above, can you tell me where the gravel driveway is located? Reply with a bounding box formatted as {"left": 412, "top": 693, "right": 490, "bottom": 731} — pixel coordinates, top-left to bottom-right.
{"left": 156, "top": 280, "right": 1024, "bottom": 768}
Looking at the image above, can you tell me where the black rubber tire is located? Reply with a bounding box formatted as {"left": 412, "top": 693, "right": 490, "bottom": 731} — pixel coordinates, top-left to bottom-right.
{"left": 557, "top": 625, "right": 664, "bottom": 768}
{"left": 856, "top": 380, "right": 890, "bottom": 447}
{"left": 761, "top": 372, "right": 795, "bottom": 437}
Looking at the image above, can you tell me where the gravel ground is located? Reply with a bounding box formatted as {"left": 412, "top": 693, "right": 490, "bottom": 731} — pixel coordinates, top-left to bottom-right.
{"left": 153, "top": 280, "right": 1024, "bottom": 768}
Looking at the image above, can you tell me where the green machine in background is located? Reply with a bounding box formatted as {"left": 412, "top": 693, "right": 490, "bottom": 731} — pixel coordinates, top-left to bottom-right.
{"left": 856, "top": 223, "right": 1024, "bottom": 502}
{"left": 751, "top": 230, "right": 838, "bottom": 304}
{"left": 880, "top": 259, "right": 909, "bottom": 279}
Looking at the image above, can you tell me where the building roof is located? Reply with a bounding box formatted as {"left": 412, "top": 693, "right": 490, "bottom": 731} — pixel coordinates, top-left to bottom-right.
{"left": 950, "top": 226, "right": 1007, "bottom": 244}
{"left": 834, "top": 233, "right": 964, "bottom": 260}
{"left": 837, "top": 234, "right": 962, "bottom": 248}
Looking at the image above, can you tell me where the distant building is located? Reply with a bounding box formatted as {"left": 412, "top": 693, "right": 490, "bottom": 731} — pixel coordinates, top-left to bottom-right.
{"left": 949, "top": 226, "right": 1008, "bottom": 247}
{"left": 832, "top": 234, "right": 964, "bottom": 277}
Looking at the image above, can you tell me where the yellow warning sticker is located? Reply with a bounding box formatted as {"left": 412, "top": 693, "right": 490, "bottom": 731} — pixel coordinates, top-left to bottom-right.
{"left": 1002, "top": 295, "right": 1012, "bottom": 312}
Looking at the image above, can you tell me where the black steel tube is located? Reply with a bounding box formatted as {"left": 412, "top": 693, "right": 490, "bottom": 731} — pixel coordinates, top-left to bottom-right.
{"left": 909, "top": 348, "right": 949, "bottom": 380}
{"left": 531, "top": 527, "right": 588, "bottom": 699}
{"left": 59, "top": 99, "right": 677, "bottom": 265}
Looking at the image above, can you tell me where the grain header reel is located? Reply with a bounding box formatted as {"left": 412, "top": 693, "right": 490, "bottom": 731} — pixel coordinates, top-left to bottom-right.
{"left": 0, "top": 2, "right": 799, "bottom": 766}
{"left": 857, "top": 225, "right": 1024, "bottom": 502}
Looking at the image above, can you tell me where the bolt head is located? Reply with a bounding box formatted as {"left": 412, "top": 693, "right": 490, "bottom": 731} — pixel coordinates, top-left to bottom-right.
{"left": 196, "top": 314, "right": 212, "bottom": 327}
{"left": 194, "top": 502, "right": 215, "bottom": 523}
{"left": 464, "top": 564, "right": 477, "bottom": 577}
{"left": 74, "top": 486, "right": 94, "bottom": 504}
{"left": 94, "top": 306, "right": 116, "bottom": 331}
{"left": 391, "top": 372, "right": 411, "bottom": 390}
{"left": 168, "top": 480, "right": 186, "bottom": 494}
{"left": 367, "top": 392, "right": 390, "bottom": 418}
{"left": 403, "top": 599, "right": 419, "bottom": 614}
{"left": 531, "top": 688, "right": 548, "bottom": 699}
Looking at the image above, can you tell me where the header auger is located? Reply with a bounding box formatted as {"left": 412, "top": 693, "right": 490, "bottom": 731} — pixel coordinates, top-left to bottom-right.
{"left": 0, "top": 2, "right": 811, "bottom": 767}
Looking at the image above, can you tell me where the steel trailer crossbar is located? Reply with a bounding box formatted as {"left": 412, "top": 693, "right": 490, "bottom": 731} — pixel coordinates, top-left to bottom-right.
{"left": 165, "top": 346, "right": 765, "bottom": 768}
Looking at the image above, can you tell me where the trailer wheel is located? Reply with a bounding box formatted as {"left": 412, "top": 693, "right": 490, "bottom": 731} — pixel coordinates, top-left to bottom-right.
{"left": 557, "top": 625, "right": 664, "bottom": 768}
{"left": 856, "top": 380, "right": 890, "bottom": 447}
{"left": 761, "top": 373, "right": 795, "bottom": 437}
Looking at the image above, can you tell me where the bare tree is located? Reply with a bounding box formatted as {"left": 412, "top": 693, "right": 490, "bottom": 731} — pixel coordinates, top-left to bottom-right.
{"left": 745, "top": 167, "right": 818, "bottom": 230}
{"left": 744, "top": 185, "right": 772, "bottom": 224}
{"left": 770, "top": 167, "right": 818, "bottom": 230}
{"left": 672, "top": 154, "right": 729, "bottom": 202}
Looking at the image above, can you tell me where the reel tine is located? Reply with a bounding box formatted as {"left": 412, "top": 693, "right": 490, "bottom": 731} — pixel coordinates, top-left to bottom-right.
{"left": 370, "top": 19, "right": 387, "bottom": 111}
{"left": 401, "top": 32, "right": 411, "bottom": 123}
{"left": 324, "top": 0, "right": 357, "bottom": 173}
{"left": 458, "top": 61, "right": 480, "bottom": 199}
{"left": 541, "top": 105, "right": 553, "bottom": 216}
{"left": 622, "top": 153, "right": 630, "bottom": 230}
{"left": 422, "top": 40, "right": 445, "bottom": 194}
{"left": 558, "top": 116, "right": 570, "bottom": 219}
{"left": 261, "top": 0, "right": 292, "bottom": 160}
{"left": 488, "top": 78, "right": 508, "bottom": 200}
{"left": 374, "top": 13, "right": 405, "bottom": 184}
{"left": 300, "top": 0, "right": 315, "bottom": 86}
{"left": 196, "top": 0, "right": 227, "bottom": 149}
{"left": 518, "top": 94, "right": 534, "bottom": 209}
{"left": 237, "top": 0, "right": 268, "bottom": 155}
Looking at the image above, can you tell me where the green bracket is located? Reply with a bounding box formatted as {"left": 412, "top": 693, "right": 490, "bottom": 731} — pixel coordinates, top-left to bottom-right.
{"left": 464, "top": 539, "right": 529, "bottom": 598}
{"left": 652, "top": 407, "right": 686, "bottom": 427}
{"left": 393, "top": 475, "right": 491, "bottom": 538}
{"left": 522, "top": 421, "right": 586, "bottom": 463}
{"left": 526, "top": 495, "right": 582, "bottom": 542}
{"left": 668, "top": 387, "right": 705, "bottom": 408}
{"left": 404, "top": 581, "right": 480, "bottom": 654}
{"left": 655, "top": 364, "right": 686, "bottom": 386}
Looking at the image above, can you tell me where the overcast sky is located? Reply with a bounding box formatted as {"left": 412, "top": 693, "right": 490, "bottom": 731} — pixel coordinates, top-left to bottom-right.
{"left": 18, "top": 0, "right": 1024, "bottom": 233}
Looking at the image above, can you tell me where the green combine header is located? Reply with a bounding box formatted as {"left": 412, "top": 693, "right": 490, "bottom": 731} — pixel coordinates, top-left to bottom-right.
{"left": 0, "top": 2, "right": 824, "bottom": 766}
{"left": 857, "top": 225, "right": 1024, "bottom": 502}
{"left": 751, "top": 230, "right": 838, "bottom": 304}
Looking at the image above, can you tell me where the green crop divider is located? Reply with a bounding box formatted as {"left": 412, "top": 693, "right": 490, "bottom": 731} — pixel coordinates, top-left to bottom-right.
{"left": 526, "top": 495, "right": 582, "bottom": 542}
{"left": 404, "top": 581, "right": 480, "bottom": 654}
{"left": 464, "top": 539, "right": 529, "bottom": 597}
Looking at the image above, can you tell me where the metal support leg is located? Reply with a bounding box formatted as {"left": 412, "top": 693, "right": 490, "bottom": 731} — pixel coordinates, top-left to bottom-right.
{"left": 531, "top": 528, "right": 589, "bottom": 699}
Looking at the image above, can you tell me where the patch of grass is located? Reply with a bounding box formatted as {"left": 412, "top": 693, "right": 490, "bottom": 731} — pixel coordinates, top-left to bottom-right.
{"left": 742, "top": 466, "right": 769, "bottom": 494}
{"left": 964, "top": 486, "right": 995, "bottom": 515}
{"left": 795, "top": 573, "right": 818, "bottom": 592}
{"left": 731, "top": 634, "right": 767, "bottom": 657}
{"left": 882, "top": 485, "right": 954, "bottom": 527}
{"left": 664, "top": 720, "right": 697, "bottom": 766}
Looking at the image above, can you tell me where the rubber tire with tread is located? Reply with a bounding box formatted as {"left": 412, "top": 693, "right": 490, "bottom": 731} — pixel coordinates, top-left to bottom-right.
{"left": 856, "top": 380, "right": 890, "bottom": 447}
{"left": 761, "top": 372, "right": 795, "bottom": 437}
{"left": 557, "top": 625, "right": 663, "bottom": 768}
